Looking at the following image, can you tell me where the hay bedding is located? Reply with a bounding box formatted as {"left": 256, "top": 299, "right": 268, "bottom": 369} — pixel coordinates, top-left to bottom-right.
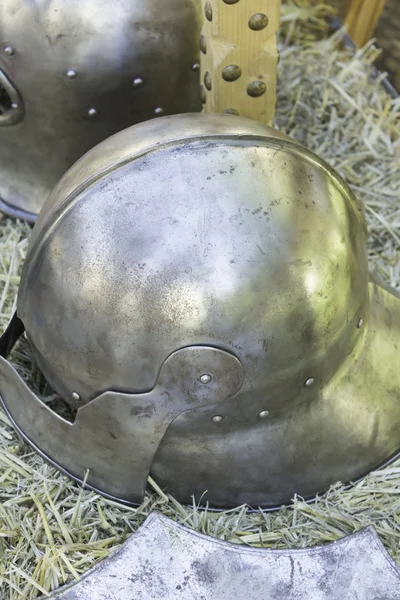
{"left": 1, "top": 2, "right": 400, "bottom": 597}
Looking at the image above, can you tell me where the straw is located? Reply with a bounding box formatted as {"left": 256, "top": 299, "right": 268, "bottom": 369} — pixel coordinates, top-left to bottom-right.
{"left": 1, "top": 2, "right": 399, "bottom": 597}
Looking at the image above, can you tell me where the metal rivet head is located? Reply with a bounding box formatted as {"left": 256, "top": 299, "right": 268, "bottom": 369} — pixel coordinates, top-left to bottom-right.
{"left": 154, "top": 107, "right": 164, "bottom": 115}
{"left": 200, "top": 85, "right": 206, "bottom": 104}
{"left": 258, "top": 410, "right": 269, "bottom": 419}
{"left": 357, "top": 318, "right": 363, "bottom": 328}
{"left": 212, "top": 415, "right": 223, "bottom": 423}
{"left": 222, "top": 64, "right": 242, "bottom": 82}
{"left": 88, "top": 108, "right": 97, "bottom": 117}
{"left": 249, "top": 13, "right": 269, "bottom": 31}
{"left": 191, "top": 63, "right": 200, "bottom": 72}
{"left": 200, "top": 374, "right": 212, "bottom": 384}
{"left": 247, "top": 81, "right": 267, "bottom": 97}
{"left": 204, "top": 1, "right": 212, "bottom": 20}
{"left": 304, "top": 377, "right": 315, "bottom": 388}
{"left": 66, "top": 69, "right": 77, "bottom": 79}
{"left": 204, "top": 71, "right": 212, "bottom": 91}
{"left": 133, "top": 77, "right": 143, "bottom": 87}
{"left": 200, "top": 34, "right": 207, "bottom": 54}
{"left": 4, "top": 45, "right": 14, "bottom": 56}
{"left": 11, "top": 103, "right": 18, "bottom": 109}
{"left": 223, "top": 108, "right": 239, "bottom": 115}
{"left": 72, "top": 392, "right": 80, "bottom": 402}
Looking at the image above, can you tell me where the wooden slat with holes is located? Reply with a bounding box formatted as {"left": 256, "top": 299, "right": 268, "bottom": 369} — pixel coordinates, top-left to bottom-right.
{"left": 341, "top": 0, "right": 387, "bottom": 48}
{"left": 200, "top": 0, "right": 281, "bottom": 124}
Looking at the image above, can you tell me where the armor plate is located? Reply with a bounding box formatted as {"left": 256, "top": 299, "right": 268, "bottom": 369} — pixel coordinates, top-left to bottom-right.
{"left": 0, "top": 113, "right": 399, "bottom": 509}
{"left": 40, "top": 513, "right": 400, "bottom": 599}
{"left": 0, "top": 0, "right": 202, "bottom": 220}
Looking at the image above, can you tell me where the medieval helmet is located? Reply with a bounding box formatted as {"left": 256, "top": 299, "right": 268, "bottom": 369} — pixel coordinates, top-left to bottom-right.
{"left": 0, "top": 0, "right": 202, "bottom": 221}
{"left": 0, "top": 113, "right": 399, "bottom": 509}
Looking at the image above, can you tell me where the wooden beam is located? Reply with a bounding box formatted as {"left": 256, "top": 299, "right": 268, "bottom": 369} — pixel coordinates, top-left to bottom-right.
{"left": 200, "top": 0, "right": 281, "bottom": 125}
{"left": 341, "top": 0, "right": 386, "bottom": 48}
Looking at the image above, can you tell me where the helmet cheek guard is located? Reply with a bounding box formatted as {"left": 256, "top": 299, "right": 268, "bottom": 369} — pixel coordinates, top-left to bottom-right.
{"left": 1, "top": 113, "right": 399, "bottom": 509}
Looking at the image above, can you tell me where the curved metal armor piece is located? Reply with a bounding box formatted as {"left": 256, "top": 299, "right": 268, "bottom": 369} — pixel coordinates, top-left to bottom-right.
{"left": 0, "top": 113, "right": 400, "bottom": 509}
{"left": 42, "top": 513, "right": 400, "bottom": 599}
{"left": 0, "top": 0, "right": 202, "bottom": 221}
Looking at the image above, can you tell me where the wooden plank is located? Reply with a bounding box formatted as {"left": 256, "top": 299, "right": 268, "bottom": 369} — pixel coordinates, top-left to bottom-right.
{"left": 200, "top": 0, "right": 281, "bottom": 124}
{"left": 341, "top": 0, "right": 387, "bottom": 47}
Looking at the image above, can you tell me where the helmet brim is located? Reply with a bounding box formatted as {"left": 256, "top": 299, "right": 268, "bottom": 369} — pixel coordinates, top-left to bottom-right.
{"left": 0, "top": 276, "right": 399, "bottom": 509}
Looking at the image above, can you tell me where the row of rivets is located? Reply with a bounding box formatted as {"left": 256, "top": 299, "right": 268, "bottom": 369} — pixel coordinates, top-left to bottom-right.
{"left": 203, "top": 374, "right": 317, "bottom": 389}
{"left": 204, "top": 4, "right": 269, "bottom": 32}
{"left": 87, "top": 107, "right": 163, "bottom": 120}
{"left": 70, "top": 317, "right": 364, "bottom": 411}
{"left": 71, "top": 374, "right": 215, "bottom": 405}
{"left": 212, "top": 409, "right": 269, "bottom": 424}
{"left": 201, "top": 78, "right": 267, "bottom": 102}
{"left": 201, "top": 1, "right": 270, "bottom": 111}
{"left": 53, "top": 66, "right": 196, "bottom": 118}
{"left": 3, "top": 40, "right": 197, "bottom": 121}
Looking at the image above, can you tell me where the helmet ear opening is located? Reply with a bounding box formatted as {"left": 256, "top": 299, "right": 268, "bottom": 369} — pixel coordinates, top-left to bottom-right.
{"left": 0, "top": 314, "right": 77, "bottom": 423}
{"left": 0, "top": 69, "right": 24, "bottom": 126}
{"left": 0, "top": 79, "right": 12, "bottom": 112}
{"left": 0, "top": 312, "right": 25, "bottom": 358}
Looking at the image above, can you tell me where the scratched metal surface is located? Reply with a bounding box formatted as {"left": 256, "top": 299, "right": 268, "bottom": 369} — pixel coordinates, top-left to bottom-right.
{"left": 44, "top": 513, "right": 400, "bottom": 599}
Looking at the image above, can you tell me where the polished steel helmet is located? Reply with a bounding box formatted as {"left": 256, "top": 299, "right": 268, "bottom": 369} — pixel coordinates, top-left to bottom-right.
{"left": 1, "top": 113, "right": 399, "bottom": 510}
{"left": 0, "top": 0, "right": 202, "bottom": 221}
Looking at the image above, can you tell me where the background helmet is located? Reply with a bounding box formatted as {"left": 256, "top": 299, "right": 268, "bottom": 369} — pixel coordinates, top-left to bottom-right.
{"left": 1, "top": 113, "right": 399, "bottom": 509}
{"left": 0, "top": 0, "right": 202, "bottom": 221}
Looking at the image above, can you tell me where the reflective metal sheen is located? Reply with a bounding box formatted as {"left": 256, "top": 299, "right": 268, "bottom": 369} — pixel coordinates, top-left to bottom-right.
{"left": 0, "top": 113, "right": 399, "bottom": 509}
{"left": 0, "top": 0, "right": 202, "bottom": 220}
{"left": 40, "top": 514, "right": 400, "bottom": 599}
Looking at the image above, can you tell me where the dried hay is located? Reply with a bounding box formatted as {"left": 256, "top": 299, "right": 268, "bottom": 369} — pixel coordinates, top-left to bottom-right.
{"left": 1, "top": 2, "right": 400, "bottom": 597}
